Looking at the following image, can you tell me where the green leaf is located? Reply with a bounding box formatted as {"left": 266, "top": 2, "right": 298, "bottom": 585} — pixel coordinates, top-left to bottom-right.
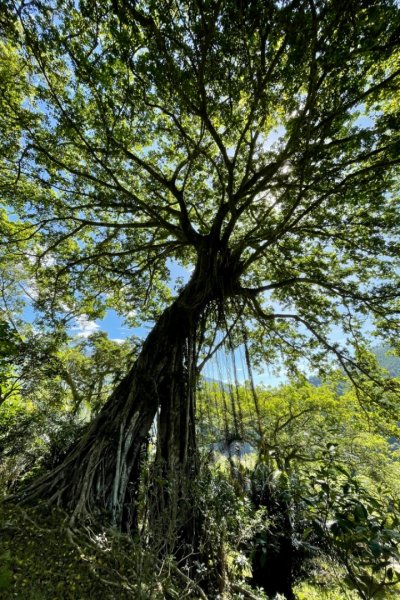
{"left": 0, "top": 566, "right": 13, "bottom": 590}
{"left": 368, "top": 539, "right": 382, "bottom": 558}
{"left": 353, "top": 503, "right": 369, "bottom": 522}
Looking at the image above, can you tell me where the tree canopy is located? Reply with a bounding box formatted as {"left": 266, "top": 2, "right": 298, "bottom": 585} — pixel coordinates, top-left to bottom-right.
{"left": 1, "top": 3, "right": 400, "bottom": 596}
{"left": 1, "top": 0, "right": 400, "bottom": 381}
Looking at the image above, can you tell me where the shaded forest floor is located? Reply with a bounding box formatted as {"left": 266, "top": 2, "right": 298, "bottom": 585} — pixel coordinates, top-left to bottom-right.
{"left": 0, "top": 502, "right": 364, "bottom": 600}
{"left": 0, "top": 502, "right": 270, "bottom": 600}
{"left": 0, "top": 503, "right": 173, "bottom": 599}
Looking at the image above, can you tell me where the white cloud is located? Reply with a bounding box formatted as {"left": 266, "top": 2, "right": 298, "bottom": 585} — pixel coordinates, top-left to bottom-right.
{"left": 59, "top": 301, "right": 71, "bottom": 312}
{"left": 41, "top": 254, "right": 56, "bottom": 267}
{"left": 111, "top": 338, "right": 126, "bottom": 345}
{"left": 71, "top": 315, "right": 100, "bottom": 338}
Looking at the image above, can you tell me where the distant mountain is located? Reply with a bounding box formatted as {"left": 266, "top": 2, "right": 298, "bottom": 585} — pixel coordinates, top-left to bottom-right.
{"left": 308, "top": 347, "right": 400, "bottom": 389}
{"left": 372, "top": 346, "right": 400, "bottom": 377}
{"left": 307, "top": 375, "right": 323, "bottom": 388}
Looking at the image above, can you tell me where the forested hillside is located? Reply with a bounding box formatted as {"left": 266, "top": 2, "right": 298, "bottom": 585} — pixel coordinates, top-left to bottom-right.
{"left": 1, "top": 1, "right": 400, "bottom": 598}
{"left": 373, "top": 348, "right": 400, "bottom": 379}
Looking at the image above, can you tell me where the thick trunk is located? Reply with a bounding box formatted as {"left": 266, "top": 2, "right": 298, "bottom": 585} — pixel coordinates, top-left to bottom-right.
{"left": 19, "top": 324, "right": 163, "bottom": 525}
{"left": 147, "top": 329, "right": 199, "bottom": 551}
{"left": 251, "top": 484, "right": 297, "bottom": 600}
{"left": 19, "top": 257, "right": 224, "bottom": 527}
{"left": 18, "top": 246, "right": 241, "bottom": 560}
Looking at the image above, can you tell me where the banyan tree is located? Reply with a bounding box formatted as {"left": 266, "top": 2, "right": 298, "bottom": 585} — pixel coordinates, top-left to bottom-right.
{"left": 2, "top": 0, "right": 400, "bottom": 545}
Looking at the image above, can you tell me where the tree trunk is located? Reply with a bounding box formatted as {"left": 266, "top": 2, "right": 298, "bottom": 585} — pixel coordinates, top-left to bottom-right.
{"left": 18, "top": 254, "right": 227, "bottom": 529}
{"left": 147, "top": 327, "right": 199, "bottom": 552}
{"left": 251, "top": 483, "right": 297, "bottom": 600}
{"left": 16, "top": 246, "right": 242, "bottom": 570}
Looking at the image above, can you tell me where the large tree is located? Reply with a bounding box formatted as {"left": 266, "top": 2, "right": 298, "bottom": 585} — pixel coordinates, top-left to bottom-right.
{"left": 1, "top": 0, "right": 400, "bottom": 536}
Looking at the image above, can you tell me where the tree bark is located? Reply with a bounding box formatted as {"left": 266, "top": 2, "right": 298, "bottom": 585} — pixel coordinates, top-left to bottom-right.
{"left": 147, "top": 326, "right": 199, "bottom": 551}
{"left": 18, "top": 249, "right": 236, "bottom": 532}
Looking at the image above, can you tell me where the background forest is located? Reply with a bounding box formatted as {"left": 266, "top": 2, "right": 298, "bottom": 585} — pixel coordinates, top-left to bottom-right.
{"left": 1, "top": 0, "right": 400, "bottom": 598}
{"left": 1, "top": 326, "right": 400, "bottom": 599}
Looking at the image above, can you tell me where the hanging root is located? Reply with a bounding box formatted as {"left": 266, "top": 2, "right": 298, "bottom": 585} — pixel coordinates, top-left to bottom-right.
{"left": 65, "top": 526, "right": 138, "bottom": 595}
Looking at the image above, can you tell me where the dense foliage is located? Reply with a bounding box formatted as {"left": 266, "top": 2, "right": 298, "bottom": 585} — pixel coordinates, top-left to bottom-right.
{"left": 2, "top": 0, "right": 400, "bottom": 382}
{"left": 1, "top": 366, "right": 400, "bottom": 598}
{"left": 1, "top": 0, "right": 400, "bottom": 597}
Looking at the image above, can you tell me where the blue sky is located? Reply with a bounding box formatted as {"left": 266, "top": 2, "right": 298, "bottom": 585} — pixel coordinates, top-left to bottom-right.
{"left": 18, "top": 252, "right": 374, "bottom": 388}
{"left": 8, "top": 106, "right": 378, "bottom": 389}
{"left": 18, "top": 258, "right": 285, "bottom": 386}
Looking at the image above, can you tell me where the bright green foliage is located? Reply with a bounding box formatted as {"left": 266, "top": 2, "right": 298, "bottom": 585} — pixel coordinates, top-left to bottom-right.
{"left": 0, "top": 1, "right": 399, "bottom": 382}
{"left": 52, "top": 331, "right": 139, "bottom": 417}
{"left": 198, "top": 379, "right": 400, "bottom": 489}
{"left": 0, "top": 331, "right": 139, "bottom": 491}
{"left": 0, "top": 319, "right": 20, "bottom": 406}
{"left": 305, "top": 457, "right": 400, "bottom": 599}
{"left": 198, "top": 378, "right": 400, "bottom": 598}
